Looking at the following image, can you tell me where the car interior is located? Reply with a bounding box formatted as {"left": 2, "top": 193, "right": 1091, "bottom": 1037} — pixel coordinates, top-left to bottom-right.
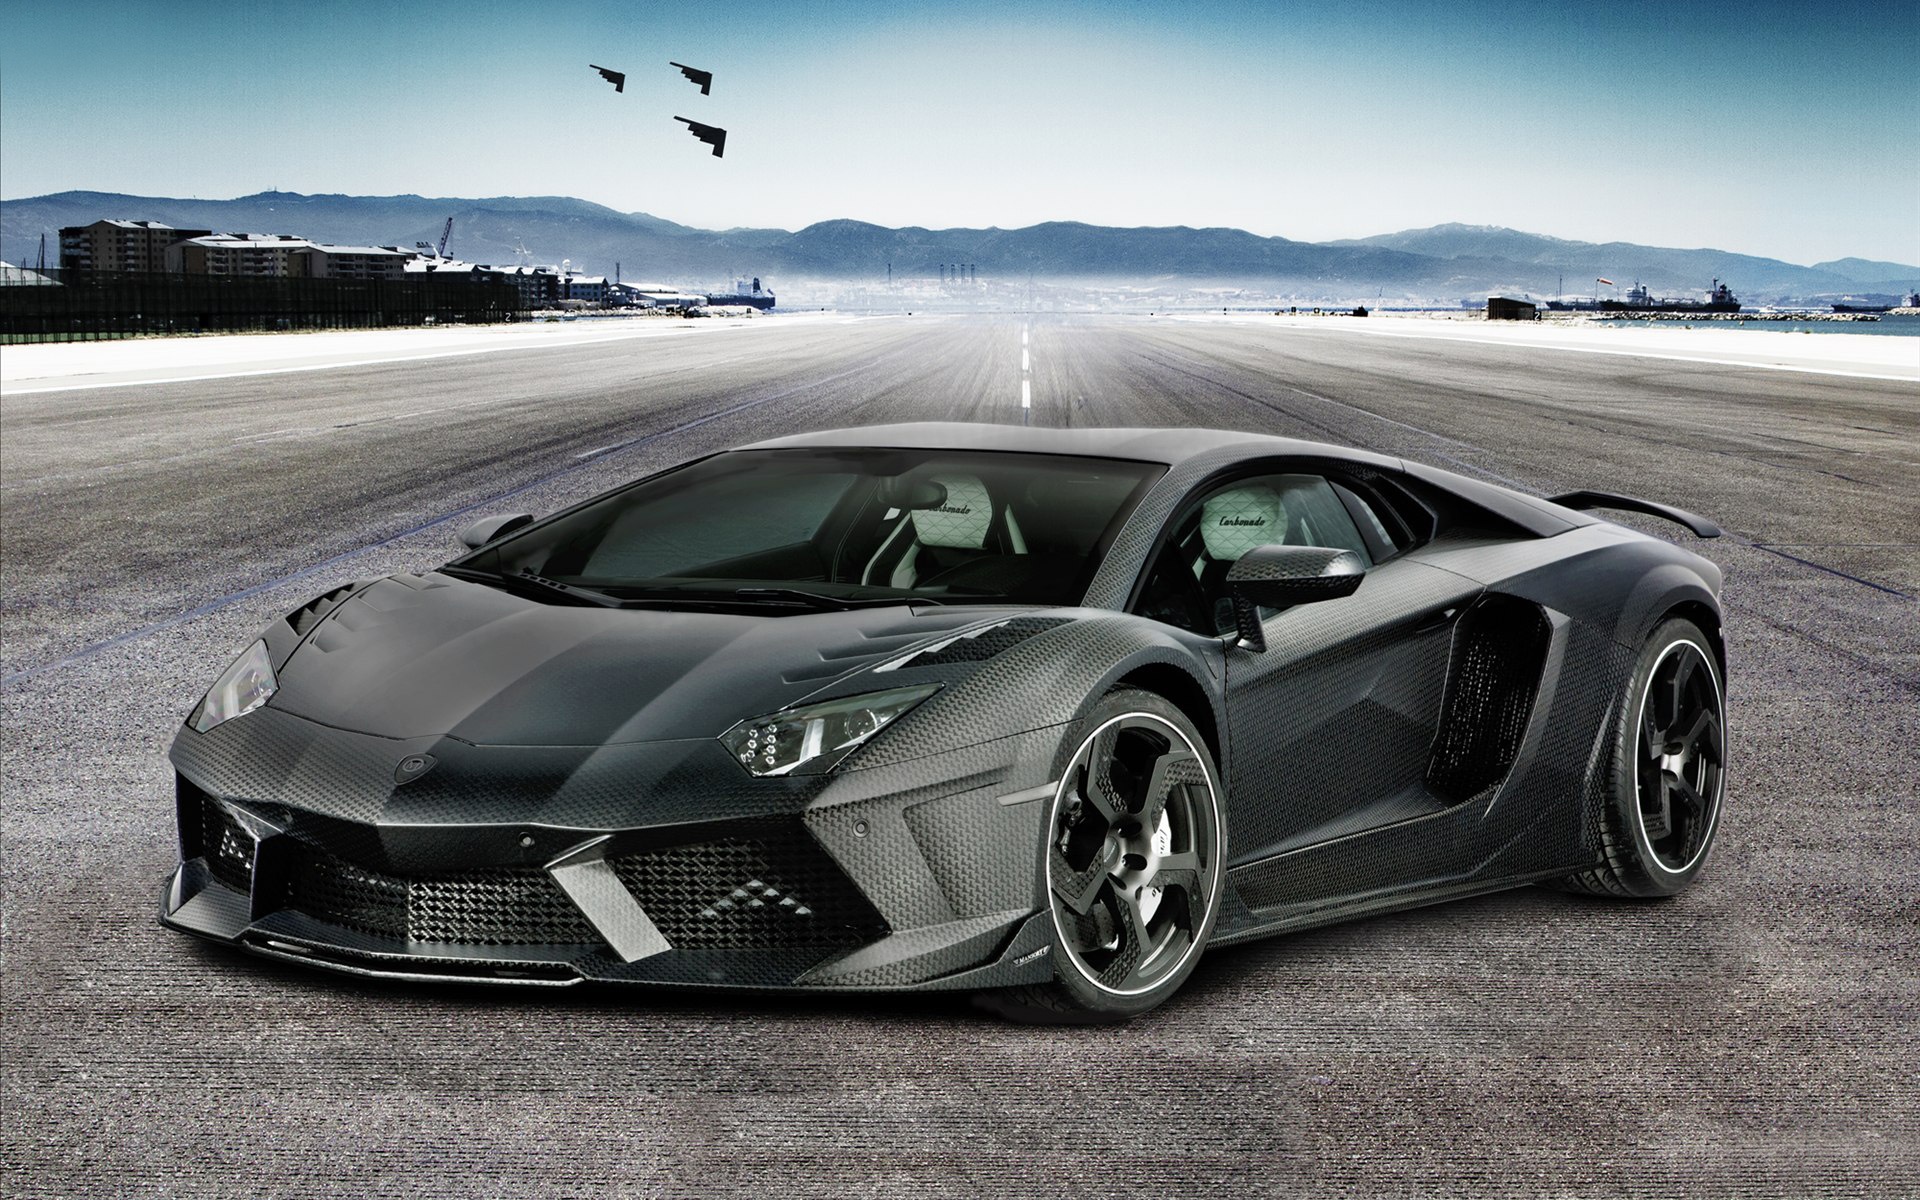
{"left": 497, "top": 451, "right": 1159, "bottom": 608}
{"left": 1134, "top": 474, "right": 1378, "bottom": 635}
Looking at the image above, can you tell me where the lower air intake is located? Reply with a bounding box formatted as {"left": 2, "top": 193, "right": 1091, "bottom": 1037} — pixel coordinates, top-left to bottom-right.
{"left": 609, "top": 829, "right": 887, "bottom": 950}
{"left": 200, "top": 794, "right": 257, "bottom": 894}
{"left": 279, "top": 848, "right": 601, "bottom": 947}
{"left": 273, "top": 824, "right": 885, "bottom": 952}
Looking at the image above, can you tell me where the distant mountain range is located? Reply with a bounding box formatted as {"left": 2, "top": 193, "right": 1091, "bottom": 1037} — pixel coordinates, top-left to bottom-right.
{"left": 1332, "top": 224, "right": 1917, "bottom": 301}
{"left": 2, "top": 192, "right": 1914, "bottom": 302}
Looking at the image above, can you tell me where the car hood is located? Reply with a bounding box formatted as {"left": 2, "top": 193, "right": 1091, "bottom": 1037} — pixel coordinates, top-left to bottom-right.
{"left": 268, "top": 572, "right": 1038, "bottom": 745}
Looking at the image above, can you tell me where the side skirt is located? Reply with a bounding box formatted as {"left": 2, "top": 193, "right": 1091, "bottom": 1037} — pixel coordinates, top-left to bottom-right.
{"left": 1210, "top": 863, "right": 1590, "bottom": 948}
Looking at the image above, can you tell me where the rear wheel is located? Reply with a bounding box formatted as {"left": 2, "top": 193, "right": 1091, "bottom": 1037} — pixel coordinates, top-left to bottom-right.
{"left": 1558, "top": 618, "right": 1726, "bottom": 898}
{"left": 978, "top": 689, "right": 1224, "bottom": 1023}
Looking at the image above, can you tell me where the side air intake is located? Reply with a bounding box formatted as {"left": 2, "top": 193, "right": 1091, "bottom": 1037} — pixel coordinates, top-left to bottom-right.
{"left": 1427, "top": 595, "right": 1553, "bottom": 805}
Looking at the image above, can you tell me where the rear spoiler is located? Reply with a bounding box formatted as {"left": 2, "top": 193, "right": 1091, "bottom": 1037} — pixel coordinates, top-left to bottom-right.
{"left": 1547, "top": 490, "right": 1721, "bottom": 538}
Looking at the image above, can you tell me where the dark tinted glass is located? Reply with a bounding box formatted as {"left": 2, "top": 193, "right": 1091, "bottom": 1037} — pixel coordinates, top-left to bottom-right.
{"left": 459, "top": 448, "right": 1162, "bottom": 606}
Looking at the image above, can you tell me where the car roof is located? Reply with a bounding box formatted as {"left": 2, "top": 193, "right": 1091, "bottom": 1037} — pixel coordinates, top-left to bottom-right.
{"left": 738, "top": 422, "right": 1402, "bottom": 470}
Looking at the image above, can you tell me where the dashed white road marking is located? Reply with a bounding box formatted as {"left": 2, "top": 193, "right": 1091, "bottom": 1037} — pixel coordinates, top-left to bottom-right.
{"left": 1020, "top": 324, "right": 1033, "bottom": 419}
{"left": 229, "top": 406, "right": 447, "bottom": 445}
{"left": 232, "top": 425, "right": 316, "bottom": 443}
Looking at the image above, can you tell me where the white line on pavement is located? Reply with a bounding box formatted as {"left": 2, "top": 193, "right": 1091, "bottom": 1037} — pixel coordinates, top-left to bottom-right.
{"left": 1210, "top": 317, "right": 1920, "bottom": 383}
{"left": 1, "top": 319, "right": 785, "bottom": 395}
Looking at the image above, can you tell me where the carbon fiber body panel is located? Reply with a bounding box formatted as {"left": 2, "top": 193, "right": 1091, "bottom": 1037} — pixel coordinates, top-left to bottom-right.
{"left": 161, "top": 424, "right": 1725, "bottom": 997}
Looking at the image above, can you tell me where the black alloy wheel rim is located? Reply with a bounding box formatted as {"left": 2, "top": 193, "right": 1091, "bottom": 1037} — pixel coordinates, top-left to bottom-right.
{"left": 1048, "top": 713, "right": 1220, "bottom": 996}
{"left": 1634, "top": 640, "right": 1724, "bottom": 873}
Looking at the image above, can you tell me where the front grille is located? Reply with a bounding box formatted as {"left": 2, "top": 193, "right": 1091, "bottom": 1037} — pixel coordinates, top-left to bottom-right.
{"left": 279, "top": 847, "right": 601, "bottom": 947}
{"left": 200, "top": 795, "right": 256, "bottom": 893}
{"left": 610, "top": 830, "right": 886, "bottom": 950}
{"left": 271, "top": 825, "right": 884, "bottom": 953}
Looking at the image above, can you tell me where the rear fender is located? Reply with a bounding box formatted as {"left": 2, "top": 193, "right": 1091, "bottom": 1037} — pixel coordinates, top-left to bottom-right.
{"left": 1498, "top": 542, "right": 1722, "bottom": 650}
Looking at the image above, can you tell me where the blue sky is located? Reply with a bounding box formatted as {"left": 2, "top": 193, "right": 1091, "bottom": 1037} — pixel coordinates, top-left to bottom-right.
{"left": 3, "top": 0, "right": 1915, "bottom": 264}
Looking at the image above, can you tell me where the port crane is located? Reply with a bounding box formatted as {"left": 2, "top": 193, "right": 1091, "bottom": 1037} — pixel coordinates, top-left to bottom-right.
{"left": 414, "top": 218, "right": 456, "bottom": 261}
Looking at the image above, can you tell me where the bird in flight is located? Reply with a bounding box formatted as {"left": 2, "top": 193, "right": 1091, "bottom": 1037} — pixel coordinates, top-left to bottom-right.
{"left": 671, "top": 61, "right": 714, "bottom": 95}
{"left": 674, "top": 117, "right": 727, "bottom": 158}
{"left": 590, "top": 64, "right": 625, "bottom": 93}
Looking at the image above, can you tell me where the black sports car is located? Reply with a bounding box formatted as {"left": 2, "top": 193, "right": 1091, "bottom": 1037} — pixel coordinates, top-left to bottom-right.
{"left": 162, "top": 423, "right": 1728, "bottom": 1021}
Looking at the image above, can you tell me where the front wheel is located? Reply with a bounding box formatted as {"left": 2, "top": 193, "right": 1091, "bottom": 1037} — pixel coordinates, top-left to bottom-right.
{"left": 1558, "top": 617, "right": 1727, "bottom": 898}
{"left": 978, "top": 689, "right": 1225, "bottom": 1023}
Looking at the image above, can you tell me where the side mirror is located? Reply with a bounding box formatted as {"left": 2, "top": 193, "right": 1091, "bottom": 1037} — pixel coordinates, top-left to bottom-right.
{"left": 1225, "top": 545, "right": 1366, "bottom": 651}
{"left": 458, "top": 513, "right": 535, "bottom": 550}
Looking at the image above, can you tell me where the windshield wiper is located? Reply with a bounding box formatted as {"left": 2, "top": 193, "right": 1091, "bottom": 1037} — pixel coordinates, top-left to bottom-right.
{"left": 585, "top": 582, "right": 953, "bottom": 610}
{"left": 730, "top": 587, "right": 936, "bottom": 610}
{"left": 450, "top": 569, "right": 979, "bottom": 611}
{"left": 440, "top": 565, "right": 623, "bottom": 609}
{"left": 595, "top": 584, "right": 929, "bottom": 610}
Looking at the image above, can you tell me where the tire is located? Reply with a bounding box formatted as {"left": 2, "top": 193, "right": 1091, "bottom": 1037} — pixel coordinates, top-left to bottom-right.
{"left": 1557, "top": 617, "right": 1726, "bottom": 898}
{"left": 977, "top": 688, "right": 1226, "bottom": 1023}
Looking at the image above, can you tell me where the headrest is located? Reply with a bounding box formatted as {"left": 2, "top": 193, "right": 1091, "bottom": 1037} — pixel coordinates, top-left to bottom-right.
{"left": 911, "top": 474, "right": 993, "bottom": 549}
{"left": 1201, "top": 485, "right": 1286, "bottom": 560}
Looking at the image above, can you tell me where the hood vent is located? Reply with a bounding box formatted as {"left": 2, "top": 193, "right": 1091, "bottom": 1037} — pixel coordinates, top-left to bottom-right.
{"left": 876, "top": 616, "right": 1068, "bottom": 672}
{"left": 285, "top": 584, "right": 362, "bottom": 638}
{"left": 779, "top": 609, "right": 1031, "bottom": 685}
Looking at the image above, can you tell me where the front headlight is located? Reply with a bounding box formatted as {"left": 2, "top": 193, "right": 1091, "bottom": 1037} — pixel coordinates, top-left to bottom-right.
{"left": 720, "top": 684, "right": 939, "bottom": 777}
{"left": 189, "top": 640, "right": 277, "bottom": 733}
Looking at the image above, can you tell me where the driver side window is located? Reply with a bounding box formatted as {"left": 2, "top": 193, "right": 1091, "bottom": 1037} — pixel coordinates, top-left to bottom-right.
{"left": 1134, "top": 473, "right": 1371, "bottom": 635}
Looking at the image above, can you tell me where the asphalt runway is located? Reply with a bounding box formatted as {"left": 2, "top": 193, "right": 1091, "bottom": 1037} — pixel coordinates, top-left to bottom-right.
{"left": 4, "top": 314, "right": 1916, "bottom": 1197}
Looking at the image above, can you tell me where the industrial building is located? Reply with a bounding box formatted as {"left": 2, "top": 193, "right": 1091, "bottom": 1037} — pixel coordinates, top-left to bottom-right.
{"left": 485, "top": 265, "right": 562, "bottom": 309}
{"left": 165, "top": 234, "right": 313, "bottom": 277}
{"left": 1485, "top": 296, "right": 1539, "bottom": 321}
{"left": 561, "top": 273, "right": 609, "bottom": 304}
{"left": 624, "top": 287, "right": 706, "bottom": 310}
{"left": 46, "top": 215, "right": 655, "bottom": 316}
{"left": 60, "top": 220, "right": 212, "bottom": 272}
{"left": 66, "top": 220, "right": 409, "bottom": 280}
{"left": 289, "top": 244, "right": 409, "bottom": 280}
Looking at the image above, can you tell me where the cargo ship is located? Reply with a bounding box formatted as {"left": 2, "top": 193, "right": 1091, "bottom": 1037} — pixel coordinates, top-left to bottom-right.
{"left": 705, "top": 276, "right": 776, "bottom": 310}
{"left": 1548, "top": 279, "right": 1741, "bottom": 313}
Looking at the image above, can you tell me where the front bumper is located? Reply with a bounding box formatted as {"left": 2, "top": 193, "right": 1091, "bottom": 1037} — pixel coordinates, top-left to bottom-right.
{"left": 160, "top": 708, "right": 1062, "bottom": 992}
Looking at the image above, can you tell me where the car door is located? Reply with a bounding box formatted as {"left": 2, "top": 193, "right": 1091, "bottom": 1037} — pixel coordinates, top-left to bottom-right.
{"left": 1131, "top": 468, "right": 1482, "bottom": 874}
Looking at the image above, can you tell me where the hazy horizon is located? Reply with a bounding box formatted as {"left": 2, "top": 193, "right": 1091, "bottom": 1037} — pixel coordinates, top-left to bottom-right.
{"left": 3, "top": 1, "right": 1915, "bottom": 265}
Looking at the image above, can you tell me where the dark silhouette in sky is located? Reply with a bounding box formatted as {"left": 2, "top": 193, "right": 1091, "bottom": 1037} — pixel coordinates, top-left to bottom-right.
{"left": 671, "top": 62, "right": 714, "bottom": 95}
{"left": 674, "top": 117, "right": 727, "bottom": 158}
{"left": 589, "top": 64, "right": 625, "bottom": 93}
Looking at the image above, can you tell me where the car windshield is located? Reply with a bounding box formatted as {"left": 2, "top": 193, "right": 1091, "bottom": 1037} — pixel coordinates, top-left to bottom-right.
{"left": 454, "top": 447, "right": 1163, "bottom": 607}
